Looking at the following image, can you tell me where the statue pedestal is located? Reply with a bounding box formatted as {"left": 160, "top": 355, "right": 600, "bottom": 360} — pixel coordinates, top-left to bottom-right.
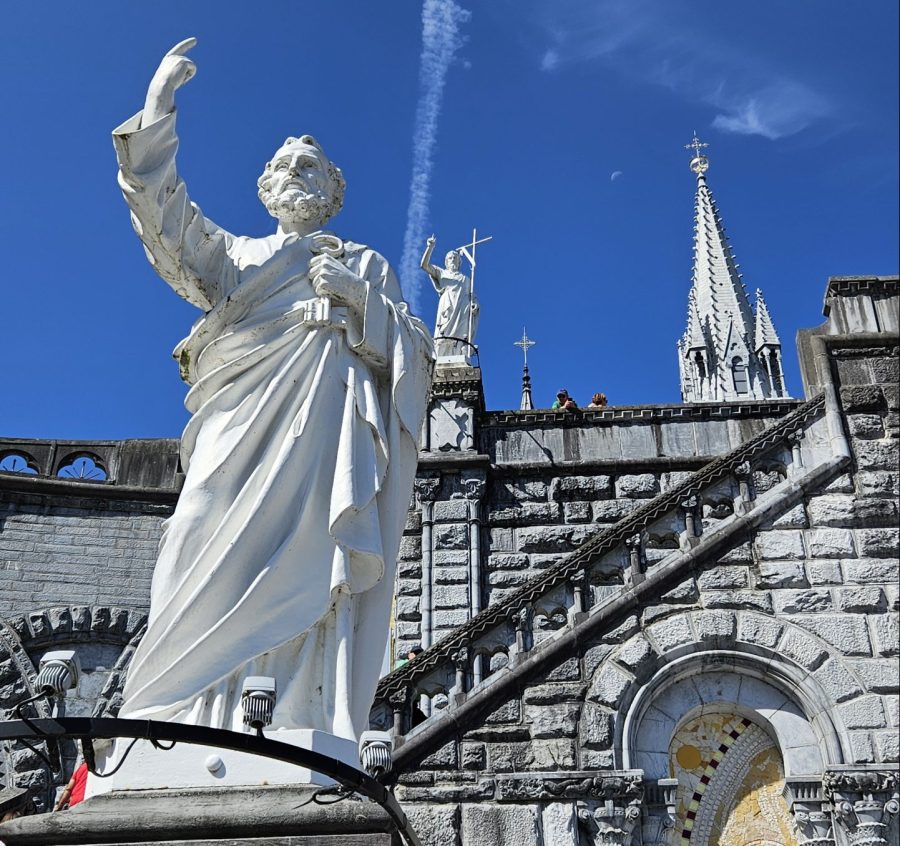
{"left": 86, "top": 730, "right": 359, "bottom": 797}
{"left": 0, "top": 785, "right": 401, "bottom": 845}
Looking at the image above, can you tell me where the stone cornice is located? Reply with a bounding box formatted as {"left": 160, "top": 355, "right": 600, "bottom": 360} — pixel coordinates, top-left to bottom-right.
{"left": 481, "top": 399, "right": 803, "bottom": 428}
{"left": 825, "top": 275, "right": 899, "bottom": 304}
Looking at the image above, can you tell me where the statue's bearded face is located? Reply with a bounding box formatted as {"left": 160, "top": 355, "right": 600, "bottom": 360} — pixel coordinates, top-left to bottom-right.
{"left": 445, "top": 251, "right": 461, "bottom": 272}
{"left": 257, "top": 135, "right": 346, "bottom": 226}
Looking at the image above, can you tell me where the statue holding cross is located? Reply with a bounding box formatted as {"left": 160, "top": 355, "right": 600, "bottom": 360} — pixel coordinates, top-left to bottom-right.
{"left": 420, "top": 229, "right": 491, "bottom": 361}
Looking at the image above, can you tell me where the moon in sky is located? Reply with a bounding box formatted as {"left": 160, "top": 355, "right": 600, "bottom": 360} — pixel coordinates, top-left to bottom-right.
{"left": 610, "top": 170, "right": 623, "bottom": 182}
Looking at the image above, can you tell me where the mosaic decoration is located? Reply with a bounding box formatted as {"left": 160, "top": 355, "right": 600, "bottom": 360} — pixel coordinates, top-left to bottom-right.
{"left": 670, "top": 713, "right": 797, "bottom": 846}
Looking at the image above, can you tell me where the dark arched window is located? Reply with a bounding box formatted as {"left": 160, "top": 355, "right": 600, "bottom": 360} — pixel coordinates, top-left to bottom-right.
{"left": 732, "top": 357, "right": 749, "bottom": 395}
{"left": 769, "top": 351, "right": 783, "bottom": 394}
{"left": 694, "top": 351, "right": 706, "bottom": 380}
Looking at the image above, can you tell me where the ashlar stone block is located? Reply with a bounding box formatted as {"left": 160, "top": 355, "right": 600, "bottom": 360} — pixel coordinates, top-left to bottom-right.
{"left": 805, "top": 560, "right": 842, "bottom": 585}
{"left": 693, "top": 610, "right": 737, "bottom": 644}
{"left": 805, "top": 528, "right": 856, "bottom": 558}
{"left": 517, "top": 526, "right": 581, "bottom": 554}
{"left": 853, "top": 438, "right": 899, "bottom": 471}
{"left": 876, "top": 730, "right": 899, "bottom": 762}
{"left": 435, "top": 523, "right": 469, "bottom": 550}
{"left": 839, "top": 695, "right": 887, "bottom": 729}
{"left": 530, "top": 739, "right": 577, "bottom": 770}
{"left": 563, "top": 502, "right": 591, "bottom": 523}
{"left": 756, "top": 561, "right": 806, "bottom": 589}
{"left": 580, "top": 702, "right": 614, "bottom": 748}
{"left": 849, "top": 659, "right": 900, "bottom": 694}
{"left": 738, "top": 613, "right": 784, "bottom": 649}
{"left": 704, "top": 590, "right": 773, "bottom": 613}
{"left": 837, "top": 587, "right": 885, "bottom": 613}
{"left": 615, "top": 473, "right": 660, "bottom": 498}
{"left": 461, "top": 804, "right": 540, "bottom": 846}
{"left": 806, "top": 494, "right": 857, "bottom": 527}
{"left": 646, "top": 614, "right": 694, "bottom": 653}
{"left": 698, "top": 566, "right": 750, "bottom": 590}
{"left": 845, "top": 559, "right": 899, "bottom": 588}
{"left": 615, "top": 635, "right": 657, "bottom": 679}
{"left": 814, "top": 659, "right": 864, "bottom": 703}
{"left": 855, "top": 528, "right": 900, "bottom": 558}
{"left": 774, "top": 590, "right": 832, "bottom": 614}
{"left": 857, "top": 471, "right": 899, "bottom": 498}
{"left": 589, "top": 664, "right": 632, "bottom": 708}
{"left": 541, "top": 803, "right": 578, "bottom": 846}
{"left": 550, "top": 475, "right": 612, "bottom": 501}
{"left": 406, "top": 804, "right": 460, "bottom": 846}
{"left": 872, "top": 614, "right": 899, "bottom": 657}
{"left": 771, "top": 503, "right": 808, "bottom": 529}
{"left": 796, "top": 614, "right": 871, "bottom": 656}
{"left": 778, "top": 628, "right": 828, "bottom": 671}
{"left": 755, "top": 530, "right": 805, "bottom": 561}
{"left": 524, "top": 702, "right": 580, "bottom": 739}
{"left": 591, "top": 500, "right": 636, "bottom": 523}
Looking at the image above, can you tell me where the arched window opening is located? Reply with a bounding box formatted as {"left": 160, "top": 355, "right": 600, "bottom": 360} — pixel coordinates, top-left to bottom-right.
{"left": 693, "top": 351, "right": 707, "bottom": 381}
{"left": 731, "top": 357, "right": 749, "bottom": 395}
{"left": 769, "top": 351, "right": 783, "bottom": 394}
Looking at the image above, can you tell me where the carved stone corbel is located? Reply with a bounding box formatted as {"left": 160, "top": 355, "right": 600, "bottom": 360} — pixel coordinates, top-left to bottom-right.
{"left": 824, "top": 769, "right": 900, "bottom": 846}
{"left": 575, "top": 773, "right": 644, "bottom": 846}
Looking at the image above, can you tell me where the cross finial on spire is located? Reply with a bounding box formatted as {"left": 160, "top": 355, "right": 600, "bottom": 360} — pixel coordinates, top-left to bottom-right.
{"left": 685, "top": 132, "right": 710, "bottom": 175}
{"left": 514, "top": 327, "right": 536, "bottom": 367}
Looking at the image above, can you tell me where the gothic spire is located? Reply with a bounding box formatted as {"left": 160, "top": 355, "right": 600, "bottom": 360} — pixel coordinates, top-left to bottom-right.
{"left": 678, "top": 135, "right": 788, "bottom": 402}
{"left": 754, "top": 289, "right": 781, "bottom": 350}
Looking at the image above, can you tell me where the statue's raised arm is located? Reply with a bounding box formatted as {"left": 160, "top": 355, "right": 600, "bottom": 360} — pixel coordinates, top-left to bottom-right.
{"left": 113, "top": 37, "right": 239, "bottom": 311}
{"left": 420, "top": 235, "right": 443, "bottom": 293}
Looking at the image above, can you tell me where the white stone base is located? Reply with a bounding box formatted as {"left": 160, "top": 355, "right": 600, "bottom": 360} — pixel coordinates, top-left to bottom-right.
{"left": 85, "top": 729, "right": 359, "bottom": 798}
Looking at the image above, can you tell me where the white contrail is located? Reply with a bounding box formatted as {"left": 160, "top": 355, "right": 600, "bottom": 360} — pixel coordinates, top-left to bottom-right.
{"left": 399, "top": 0, "right": 471, "bottom": 314}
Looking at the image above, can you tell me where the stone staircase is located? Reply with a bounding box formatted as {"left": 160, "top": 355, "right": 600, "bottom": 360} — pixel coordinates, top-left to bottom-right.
{"left": 370, "top": 391, "right": 848, "bottom": 770}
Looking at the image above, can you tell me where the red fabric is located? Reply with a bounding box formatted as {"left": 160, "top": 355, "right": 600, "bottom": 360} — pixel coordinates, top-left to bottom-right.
{"left": 69, "top": 763, "right": 88, "bottom": 806}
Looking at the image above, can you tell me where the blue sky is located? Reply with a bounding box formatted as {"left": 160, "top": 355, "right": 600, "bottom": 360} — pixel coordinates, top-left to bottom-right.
{"left": 2, "top": 0, "right": 897, "bottom": 439}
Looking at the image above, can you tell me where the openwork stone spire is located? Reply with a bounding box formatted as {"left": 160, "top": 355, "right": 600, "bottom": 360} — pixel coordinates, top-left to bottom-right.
{"left": 678, "top": 135, "right": 789, "bottom": 402}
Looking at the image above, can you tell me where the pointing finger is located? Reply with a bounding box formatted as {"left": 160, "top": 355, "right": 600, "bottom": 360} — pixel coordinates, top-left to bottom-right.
{"left": 166, "top": 37, "right": 198, "bottom": 57}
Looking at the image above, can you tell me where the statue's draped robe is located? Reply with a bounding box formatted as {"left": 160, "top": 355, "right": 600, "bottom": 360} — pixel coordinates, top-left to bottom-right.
{"left": 112, "top": 111, "right": 433, "bottom": 739}
{"left": 434, "top": 269, "right": 478, "bottom": 357}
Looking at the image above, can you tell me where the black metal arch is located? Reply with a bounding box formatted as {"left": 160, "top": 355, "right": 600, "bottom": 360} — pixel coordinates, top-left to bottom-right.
{"left": 0, "top": 717, "right": 420, "bottom": 846}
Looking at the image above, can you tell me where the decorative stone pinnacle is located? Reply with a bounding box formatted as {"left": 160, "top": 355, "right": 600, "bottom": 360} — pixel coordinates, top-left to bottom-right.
{"left": 685, "top": 131, "right": 710, "bottom": 175}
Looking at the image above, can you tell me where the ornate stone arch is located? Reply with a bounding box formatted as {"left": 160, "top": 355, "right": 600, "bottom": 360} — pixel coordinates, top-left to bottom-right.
{"left": 1, "top": 605, "right": 148, "bottom": 809}
{"left": 0, "top": 619, "right": 55, "bottom": 811}
{"left": 580, "top": 608, "right": 859, "bottom": 779}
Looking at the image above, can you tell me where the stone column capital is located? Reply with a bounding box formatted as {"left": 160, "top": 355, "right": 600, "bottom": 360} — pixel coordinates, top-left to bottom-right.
{"left": 824, "top": 769, "right": 900, "bottom": 846}
{"left": 414, "top": 475, "right": 441, "bottom": 503}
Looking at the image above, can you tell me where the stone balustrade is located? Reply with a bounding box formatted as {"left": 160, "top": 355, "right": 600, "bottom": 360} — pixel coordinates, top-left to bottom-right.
{"left": 372, "top": 393, "right": 831, "bottom": 739}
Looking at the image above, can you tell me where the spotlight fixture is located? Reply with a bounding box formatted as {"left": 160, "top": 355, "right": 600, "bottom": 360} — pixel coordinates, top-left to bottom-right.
{"left": 358, "top": 730, "right": 393, "bottom": 778}
{"left": 241, "top": 676, "right": 276, "bottom": 732}
{"left": 35, "top": 650, "right": 81, "bottom": 696}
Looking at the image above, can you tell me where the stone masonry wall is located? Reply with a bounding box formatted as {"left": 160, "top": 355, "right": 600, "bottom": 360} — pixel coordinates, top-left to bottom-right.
{"left": 393, "top": 406, "right": 802, "bottom": 663}
{"left": 0, "top": 492, "right": 171, "bottom": 618}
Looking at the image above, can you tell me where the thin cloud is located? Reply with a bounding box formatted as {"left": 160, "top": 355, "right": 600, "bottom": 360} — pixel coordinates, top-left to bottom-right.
{"left": 399, "top": 0, "right": 471, "bottom": 313}
{"left": 610, "top": 170, "right": 623, "bottom": 182}
{"left": 533, "top": 0, "right": 831, "bottom": 141}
